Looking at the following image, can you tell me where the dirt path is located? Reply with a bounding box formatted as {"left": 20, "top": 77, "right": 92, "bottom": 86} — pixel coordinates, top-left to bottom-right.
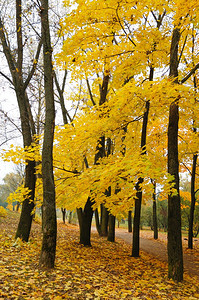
{"left": 115, "top": 228, "right": 199, "bottom": 279}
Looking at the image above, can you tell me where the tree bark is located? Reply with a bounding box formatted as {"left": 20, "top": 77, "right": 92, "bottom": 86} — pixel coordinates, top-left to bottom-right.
{"left": 16, "top": 161, "right": 36, "bottom": 241}
{"left": 61, "top": 208, "right": 66, "bottom": 224}
{"left": 132, "top": 178, "right": 143, "bottom": 257}
{"left": 188, "top": 153, "right": 197, "bottom": 249}
{"left": 68, "top": 211, "right": 72, "bottom": 224}
{"left": 95, "top": 208, "right": 102, "bottom": 235}
{"left": 77, "top": 197, "right": 93, "bottom": 246}
{"left": 131, "top": 60, "right": 154, "bottom": 257}
{"left": 39, "top": 0, "right": 57, "bottom": 269}
{"left": 128, "top": 210, "right": 132, "bottom": 233}
{"left": 101, "top": 204, "right": 109, "bottom": 237}
{"left": 167, "top": 27, "right": 183, "bottom": 281}
{"left": 188, "top": 71, "right": 198, "bottom": 249}
{"left": 107, "top": 214, "right": 115, "bottom": 242}
{"left": 152, "top": 180, "right": 158, "bottom": 240}
{"left": 132, "top": 98, "right": 150, "bottom": 257}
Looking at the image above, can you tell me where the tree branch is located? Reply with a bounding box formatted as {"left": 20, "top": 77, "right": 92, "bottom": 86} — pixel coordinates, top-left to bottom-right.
{"left": 181, "top": 62, "right": 199, "bottom": 84}
{"left": 0, "top": 17, "right": 17, "bottom": 81}
{"left": 86, "top": 78, "right": 96, "bottom": 106}
{"left": 23, "top": 38, "right": 43, "bottom": 91}
{"left": 0, "top": 71, "right": 14, "bottom": 86}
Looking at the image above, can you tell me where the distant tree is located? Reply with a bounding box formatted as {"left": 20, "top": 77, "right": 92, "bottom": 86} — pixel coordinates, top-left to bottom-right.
{"left": 0, "top": 171, "right": 23, "bottom": 209}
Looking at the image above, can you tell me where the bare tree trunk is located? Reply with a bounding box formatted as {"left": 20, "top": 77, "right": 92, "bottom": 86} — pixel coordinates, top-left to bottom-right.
{"left": 132, "top": 98, "right": 150, "bottom": 257}
{"left": 68, "top": 211, "right": 72, "bottom": 224}
{"left": 16, "top": 161, "right": 36, "bottom": 241}
{"left": 101, "top": 204, "right": 109, "bottom": 237}
{"left": 107, "top": 214, "right": 115, "bottom": 242}
{"left": 128, "top": 211, "right": 132, "bottom": 233}
{"left": 39, "top": 0, "right": 57, "bottom": 269}
{"left": 95, "top": 208, "right": 102, "bottom": 235}
{"left": 61, "top": 208, "right": 66, "bottom": 224}
{"left": 188, "top": 153, "right": 197, "bottom": 249}
{"left": 152, "top": 180, "right": 158, "bottom": 240}
{"left": 77, "top": 198, "right": 93, "bottom": 246}
{"left": 167, "top": 26, "right": 183, "bottom": 281}
{"left": 188, "top": 71, "right": 198, "bottom": 249}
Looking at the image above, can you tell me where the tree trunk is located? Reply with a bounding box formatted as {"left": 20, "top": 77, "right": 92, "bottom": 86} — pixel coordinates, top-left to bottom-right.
{"left": 132, "top": 98, "right": 150, "bottom": 257}
{"left": 101, "top": 204, "right": 109, "bottom": 237}
{"left": 152, "top": 180, "right": 158, "bottom": 240}
{"left": 77, "top": 197, "right": 93, "bottom": 246}
{"left": 39, "top": 0, "right": 57, "bottom": 269}
{"left": 0, "top": 2, "right": 39, "bottom": 242}
{"left": 167, "top": 26, "right": 183, "bottom": 282}
{"left": 188, "top": 154, "right": 197, "bottom": 249}
{"left": 95, "top": 208, "right": 102, "bottom": 235}
{"left": 68, "top": 211, "right": 72, "bottom": 224}
{"left": 107, "top": 214, "right": 115, "bottom": 242}
{"left": 132, "top": 179, "right": 143, "bottom": 257}
{"left": 15, "top": 161, "right": 36, "bottom": 241}
{"left": 167, "top": 102, "right": 183, "bottom": 281}
{"left": 128, "top": 210, "right": 132, "bottom": 233}
{"left": 61, "top": 208, "right": 66, "bottom": 224}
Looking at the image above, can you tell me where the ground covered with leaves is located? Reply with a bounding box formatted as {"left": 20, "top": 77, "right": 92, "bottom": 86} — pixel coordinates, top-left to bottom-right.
{"left": 0, "top": 212, "right": 198, "bottom": 299}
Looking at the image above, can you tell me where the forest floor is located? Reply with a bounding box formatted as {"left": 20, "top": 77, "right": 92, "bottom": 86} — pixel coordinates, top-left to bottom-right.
{"left": 0, "top": 211, "right": 199, "bottom": 299}
{"left": 115, "top": 228, "right": 199, "bottom": 279}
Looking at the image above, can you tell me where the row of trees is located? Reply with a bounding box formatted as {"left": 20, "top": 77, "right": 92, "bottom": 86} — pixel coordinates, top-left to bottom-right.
{"left": 0, "top": 0, "right": 199, "bottom": 282}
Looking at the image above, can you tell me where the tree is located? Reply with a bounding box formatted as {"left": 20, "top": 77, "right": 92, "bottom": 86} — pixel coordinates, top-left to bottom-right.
{"left": 152, "top": 180, "right": 158, "bottom": 240}
{"left": 167, "top": 23, "right": 183, "bottom": 281}
{"left": 188, "top": 153, "right": 198, "bottom": 248}
{"left": 39, "top": 0, "right": 57, "bottom": 268}
{"left": 0, "top": 171, "right": 23, "bottom": 209}
{"left": 0, "top": 0, "right": 42, "bottom": 241}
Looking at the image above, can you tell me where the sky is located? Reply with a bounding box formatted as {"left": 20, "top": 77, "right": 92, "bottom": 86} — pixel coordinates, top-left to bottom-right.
{"left": 0, "top": 85, "right": 22, "bottom": 183}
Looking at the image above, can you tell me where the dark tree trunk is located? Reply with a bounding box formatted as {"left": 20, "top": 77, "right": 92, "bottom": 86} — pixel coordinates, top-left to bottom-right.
{"left": 188, "top": 154, "right": 197, "bottom": 249}
{"left": 188, "top": 72, "right": 198, "bottom": 249}
{"left": 16, "top": 161, "right": 36, "bottom": 241}
{"left": 95, "top": 208, "right": 102, "bottom": 236}
{"left": 167, "top": 102, "right": 183, "bottom": 281}
{"left": 39, "top": 0, "right": 57, "bottom": 269}
{"left": 132, "top": 179, "right": 143, "bottom": 257}
{"left": 131, "top": 63, "right": 153, "bottom": 257}
{"left": 16, "top": 202, "right": 20, "bottom": 211}
{"left": 77, "top": 197, "right": 93, "bottom": 246}
{"left": 61, "top": 208, "right": 66, "bottom": 224}
{"left": 131, "top": 14, "right": 165, "bottom": 258}
{"left": 152, "top": 180, "right": 158, "bottom": 240}
{"left": 101, "top": 204, "right": 109, "bottom": 237}
{"left": 167, "top": 26, "right": 183, "bottom": 281}
{"left": 15, "top": 91, "right": 37, "bottom": 242}
{"left": 132, "top": 98, "right": 150, "bottom": 257}
{"left": 91, "top": 74, "right": 110, "bottom": 239}
{"left": 54, "top": 70, "right": 71, "bottom": 125}
{"left": 107, "top": 214, "right": 115, "bottom": 242}
{"left": 68, "top": 211, "right": 72, "bottom": 224}
{"left": 128, "top": 210, "right": 132, "bottom": 233}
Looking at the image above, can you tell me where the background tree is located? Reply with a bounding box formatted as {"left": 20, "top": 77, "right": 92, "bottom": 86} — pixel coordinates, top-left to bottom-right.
{"left": 0, "top": 0, "right": 42, "bottom": 241}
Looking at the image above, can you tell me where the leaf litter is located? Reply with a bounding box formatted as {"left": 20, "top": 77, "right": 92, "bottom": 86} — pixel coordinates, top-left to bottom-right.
{"left": 0, "top": 212, "right": 198, "bottom": 299}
